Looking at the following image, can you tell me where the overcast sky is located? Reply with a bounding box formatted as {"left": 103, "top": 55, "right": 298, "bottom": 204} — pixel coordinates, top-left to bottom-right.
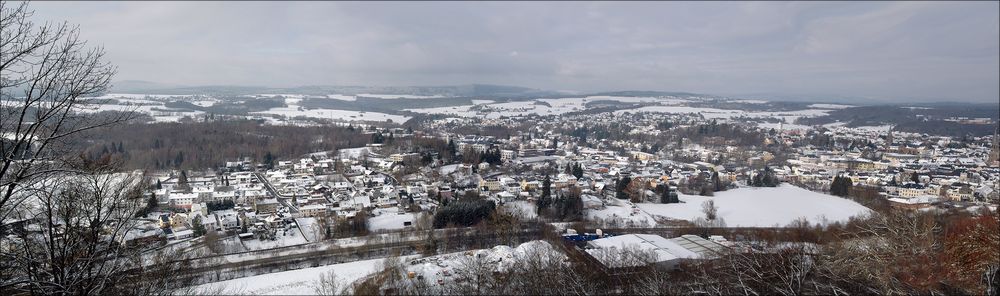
{"left": 27, "top": 1, "right": 1000, "bottom": 103}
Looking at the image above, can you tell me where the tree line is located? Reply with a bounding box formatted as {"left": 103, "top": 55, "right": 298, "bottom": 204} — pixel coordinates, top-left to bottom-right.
{"left": 71, "top": 120, "right": 372, "bottom": 170}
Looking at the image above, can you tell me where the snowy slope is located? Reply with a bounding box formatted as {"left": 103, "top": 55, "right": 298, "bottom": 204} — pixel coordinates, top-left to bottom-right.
{"left": 637, "top": 184, "right": 871, "bottom": 227}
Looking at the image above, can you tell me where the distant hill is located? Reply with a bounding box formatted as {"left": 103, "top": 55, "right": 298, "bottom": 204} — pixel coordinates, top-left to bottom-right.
{"left": 586, "top": 90, "right": 715, "bottom": 99}
{"left": 110, "top": 80, "right": 183, "bottom": 93}
{"left": 107, "top": 82, "right": 557, "bottom": 98}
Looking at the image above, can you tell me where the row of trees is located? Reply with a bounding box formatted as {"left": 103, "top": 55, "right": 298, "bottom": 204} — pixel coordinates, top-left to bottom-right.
{"left": 74, "top": 120, "right": 372, "bottom": 170}
{"left": 432, "top": 199, "right": 496, "bottom": 228}
{"left": 750, "top": 166, "right": 781, "bottom": 187}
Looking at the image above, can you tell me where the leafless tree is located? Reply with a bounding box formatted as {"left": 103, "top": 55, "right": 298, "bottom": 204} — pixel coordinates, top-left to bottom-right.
{"left": 0, "top": 2, "right": 180, "bottom": 295}
{"left": 701, "top": 200, "right": 718, "bottom": 221}
{"left": 1, "top": 0, "right": 134, "bottom": 223}
{"left": 1, "top": 161, "right": 149, "bottom": 295}
{"left": 312, "top": 269, "right": 349, "bottom": 296}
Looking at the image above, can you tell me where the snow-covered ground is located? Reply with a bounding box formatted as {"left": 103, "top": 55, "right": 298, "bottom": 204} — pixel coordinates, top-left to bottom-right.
{"left": 502, "top": 200, "right": 538, "bottom": 220}
{"left": 404, "top": 240, "right": 564, "bottom": 287}
{"left": 406, "top": 96, "right": 686, "bottom": 118}
{"left": 357, "top": 93, "right": 445, "bottom": 99}
{"left": 405, "top": 104, "right": 480, "bottom": 117}
{"left": 808, "top": 103, "right": 854, "bottom": 109}
{"left": 253, "top": 96, "right": 410, "bottom": 123}
{"left": 338, "top": 147, "right": 371, "bottom": 160}
{"left": 730, "top": 99, "right": 768, "bottom": 104}
{"left": 618, "top": 106, "right": 830, "bottom": 123}
{"left": 586, "top": 198, "right": 657, "bottom": 227}
{"left": 296, "top": 217, "right": 319, "bottom": 242}
{"left": 191, "top": 240, "right": 562, "bottom": 295}
{"left": 369, "top": 207, "right": 419, "bottom": 231}
{"left": 758, "top": 122, "right": 813, "bottom": 131}
{"left": 192, "top": 257, "right": 393, "bottom": 295}
{"left": 326, "top": 94, "right": 357, "bottom": 101}
{"left": 241, "top": 227, "right": 310, "bottom": 251}
{"left": 851, "top": 125, "right": 894, "bottom": 133}
{"left": 636, "top": 184, "right": 871, "bottom": 227}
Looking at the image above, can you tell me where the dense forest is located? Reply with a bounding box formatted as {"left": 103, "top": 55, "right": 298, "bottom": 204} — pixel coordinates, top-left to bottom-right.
{"left": 71, "top": 120, "right": 372, "bottom": 170}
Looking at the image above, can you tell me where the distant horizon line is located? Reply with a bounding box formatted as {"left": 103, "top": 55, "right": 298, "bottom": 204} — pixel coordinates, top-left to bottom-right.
{"left": 108, "top": 80, "right": 999, "bottom": 105}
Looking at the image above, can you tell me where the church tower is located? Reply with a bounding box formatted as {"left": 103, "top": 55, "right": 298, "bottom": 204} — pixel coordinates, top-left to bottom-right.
{"left": 885, "top": 129, "right": 894, "bottom": 149}
{"left": 989, "top": 125, "right": 1000, "bottom": 166}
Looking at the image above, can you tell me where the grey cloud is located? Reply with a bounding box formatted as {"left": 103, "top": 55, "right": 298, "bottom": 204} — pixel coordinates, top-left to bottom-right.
{"left": 26, "top": 1, "right": 1000, "bottom": 103}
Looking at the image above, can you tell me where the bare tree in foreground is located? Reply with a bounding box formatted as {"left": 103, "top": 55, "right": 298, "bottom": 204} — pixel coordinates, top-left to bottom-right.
{"left": 1, "top": 0, "right": 133, "bottom": 223}
{"left": 0, "top": 1, "right": 176, "bottom": 295}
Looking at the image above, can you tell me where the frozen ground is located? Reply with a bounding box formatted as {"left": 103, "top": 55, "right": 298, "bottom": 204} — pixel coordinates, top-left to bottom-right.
{"left": 636, "top": 184, "right": 871, "bottom": 227}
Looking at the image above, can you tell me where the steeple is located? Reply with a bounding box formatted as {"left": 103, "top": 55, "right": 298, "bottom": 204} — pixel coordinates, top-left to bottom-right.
{"left": 886, "top": 128, "right": 894, "bottom": 148}
{"left": 989, "top": 124, "right": 1000, "bottom": 165}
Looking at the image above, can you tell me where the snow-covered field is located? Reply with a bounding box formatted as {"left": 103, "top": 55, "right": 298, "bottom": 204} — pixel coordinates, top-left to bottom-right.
{"left": 636, "top": 184, "right": 871, "bottom": 227}
{"left": 808, "top": 103, "right": 854, "bottom": 109}
{"left": 241, "top": 227, "right": 310, "bottom": 251}
{"left": 326, "top": 94, "right": 358, "bottom": 101}
{"left": 369, "top": 207, "right": 419, "bottom": 231}
{"left": 586, "top": 198, "right": 657, "bottom": 227}
{"left": 406, "top": 96, "right": 686, "bottom": 118}
{"left": 730, "top": 99, "right": 768, "bottom": 104}
{"left": 192, "top": 240, "right": 562, "bottom": 295}
{"left": 192, "top": 257, "right": 393, "bottom": 295}
{"left": 357, "top": 93, "right": 445, "bottom": 99}
{"left": 253, "top": 96, "right": 410, "bottom": 123}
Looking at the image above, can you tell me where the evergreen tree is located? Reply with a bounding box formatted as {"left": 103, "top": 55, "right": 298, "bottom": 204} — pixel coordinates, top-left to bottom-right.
{"left": 178, "top": 170, "right": 190, "bottom": 192}
{"left": 712, "top": 171, "right": 722, "bottom": 191}
{"left": 264, "top": 151, "right": 275, "bottom": 169}
{"left": 537, "top": 175, "right": 552, "bottom": 215}
{"left": 174, "top": 151, "right": 184, "bottom": 167}
{"left": 192, "top": 215, "right": 206, "bottom": 237}
{"left": 156, "top": 179, "right": 162, "bottom": 190}
{"left": 446, "top": 139, "right": 457, "bottom": 161}
{"left": 660, "top": 184, "right": 671, "bottom": 204}
{"left": 572, "top": 163, "right": 584, "bottom": 179}
{"left": 146, "top": 193, "right": 158, "bottom": 213}
{"left": 615, "top": 176, "right": 632, "bottom": 200}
